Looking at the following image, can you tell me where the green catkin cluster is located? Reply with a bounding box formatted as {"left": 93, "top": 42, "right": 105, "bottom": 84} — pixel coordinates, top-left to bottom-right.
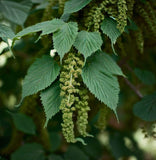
{"left": 85, "top": 0, "right": 120, "bottom": 32}
{"left": 105, "top": 5, "right": 118, "bottom": 19}
{"left": 126, "top": 0, "right": 135, "bottom": 18}
{"left": 76, "top": 89, "right": 90, "bottom": 137}
{"left": 92, "top": 7, "right": 104, "bottom": 32}
{"left": 85, "top": 5, "right": 103, "bottom": 31}
{"left": 59, "top": 52, "right": 84, "bottom": 143}
{"left": 58, "top": 0, "right": 66, "bottom": 14}
{"left": 117, "top": 0, "right": 128, "bottom": 33}
{"left": 136, "top": 5, "right": 156, "bottom": 37}
{"left": 96, "top": 106, "right": 110, "bottom": 131}
{"left": 85, "top": 0, "right": 109, "bottom": 31}
{"left": 42, "top": 0, "right": 58, "bottom": 21}
{"left": 145, "top": 1, "right": 156, "bottom": 27}
{"left": 85, "top": 0, "right": 117, "bottom": 31}
{"left": 134, "top": 28, "right": 144, "bottom": 54}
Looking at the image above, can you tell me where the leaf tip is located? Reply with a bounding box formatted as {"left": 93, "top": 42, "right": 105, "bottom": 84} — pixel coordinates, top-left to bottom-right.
{"left": 76, "top": 138, "right": 87, "bottom": 145}
{"left": 113, "top": 109, "right": 120, "bottom": 123}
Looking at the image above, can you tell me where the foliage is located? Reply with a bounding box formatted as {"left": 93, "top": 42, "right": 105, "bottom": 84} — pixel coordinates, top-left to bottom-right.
{"left": 0, "top": 0, "right": 32, "bottom": 25}
{"left": 11, "top": 143, "right": 45, "bottom": 160}
{"left": 0, "top": 0, "right": 156, "bottom": 159}
{"left": 53, "top": 22, "right": 78, "bottom": 60}
{"left": 74, "top": 31, "right": 102, "bottom": 59}
{"left": 101, "top": 17, "right": 121, "bottom": 46}
{"left": 133, "top": 92, "right": 156, "bottom": 122}
{"left": 64, "top": 0, "right": 92, "bottom": 14}
{"left": 40, "top": 81, "right": 61, "bottom": 126}
{"left": 82, "top": 51, "right": 121, "bottom": 112}
{"left": 134, "top": 68, "right": 156, "bottom": 85}
{"left": 10, "top": 112, "right": 36, "bottom": 135}
{"left": 19, "top": 55, "right": 60, "bottom": 104}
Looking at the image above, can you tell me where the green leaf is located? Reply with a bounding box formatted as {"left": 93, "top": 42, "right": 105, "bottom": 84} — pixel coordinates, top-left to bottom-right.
{"left": 53, "top": 22, "right": 78, "bottom": 60}
{"left": 40, "top": 81, "right": 61, "bottom": 127}
{"left": 61, "top": 13, "right": 70, "bottom": 22}
{"left": 11, "top": 143, "right": 45, "bottom": 160}
{"left": 15, "top": 20, "right": 78, "bottom": 60}
{"left": 15, "top": 19, "right": 64, "bottom": 39}
{"left": 125, "top": 18, "right": 138, "bottom": 33}
{"left": 0, "top": 24, "right": 15, "bottom": 56}
{"left": 0, "top": 0, "right": 32, "bottom": 25}
{"left": 101, "top": 17, "right": 121, "bottom": 45}
{"left": 134, "top": 68, "right": 156, "bottom": 85}
{"left": 82, "top": 52, "right": 120, "bottom": 112}
{"left": 49, "top": 132, "right": 62, "bottom": 151}
{"left": 64, "top": 0, "right": 92, "bottom": 14}
{"left": 87, "top": 51, "right": 124, "bottom": 76}
{"left": 11, "top": 113, "right": 36, "bottom": 135}
{"left": 19, "top": 56, "right": 60, "bottom": 105}
{"left": 64, "top": 146, "right": 89, "bottom": 160}
{"left": 80, "top": 139, "right": 102, "bottom": 159}
{"left": 133, "top": 92, "right": 156, "bottom": 121}
{"left": 0, "top": 24, "right": 15, "bottom": 41}
{"left": 74, "top": 31, "right": 103, "bottom": 59}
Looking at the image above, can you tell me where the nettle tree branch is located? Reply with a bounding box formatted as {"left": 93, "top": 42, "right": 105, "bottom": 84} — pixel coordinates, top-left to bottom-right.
{"left": 123, "top": 77, "right": 143, "bottom": 99}
{"left": 119, "top": 59, "right": 143, "bottom": 99}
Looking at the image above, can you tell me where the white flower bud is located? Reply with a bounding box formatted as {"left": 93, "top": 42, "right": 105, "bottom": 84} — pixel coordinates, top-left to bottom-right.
{"left": 7, "top": 39, "right": 12, "bottom": 47}
{"left": 50, "top": 49, "right": 57, "bottom": 57}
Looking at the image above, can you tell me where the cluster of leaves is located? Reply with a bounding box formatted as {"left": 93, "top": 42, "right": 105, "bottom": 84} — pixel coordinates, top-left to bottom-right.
{"left": 1, "top": 0, "right": 155, "bottom": 126}
{"left": 0, "top": 1, "right": 124, "bottom": 125}
{"left": 0, "top": 0, "right": 156, "bottom": 160}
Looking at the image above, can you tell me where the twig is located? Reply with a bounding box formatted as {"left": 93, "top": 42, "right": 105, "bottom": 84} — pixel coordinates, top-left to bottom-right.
{"left": 123, "top": 77, "right": 143, "bottom": 98}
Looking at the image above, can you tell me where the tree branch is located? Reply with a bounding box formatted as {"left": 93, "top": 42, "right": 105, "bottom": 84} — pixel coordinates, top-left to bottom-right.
{"left": 123, "top": 77, "right": 143, "bottom": 98}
